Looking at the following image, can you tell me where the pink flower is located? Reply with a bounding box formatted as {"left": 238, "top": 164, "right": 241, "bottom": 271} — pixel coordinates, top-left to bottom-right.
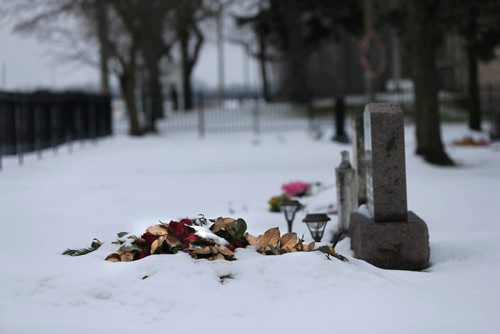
{"left": 282, "top": 181, "right": 310, "bottom": 197}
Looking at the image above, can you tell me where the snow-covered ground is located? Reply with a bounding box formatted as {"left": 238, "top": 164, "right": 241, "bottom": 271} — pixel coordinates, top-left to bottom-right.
{"left": 1, "top": 119, "right": 499, "bottom": 334}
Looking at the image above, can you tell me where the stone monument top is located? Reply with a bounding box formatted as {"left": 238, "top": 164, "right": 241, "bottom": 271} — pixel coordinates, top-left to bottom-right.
{"left": 364, "top": 103, "right": 408, "bottom": 222}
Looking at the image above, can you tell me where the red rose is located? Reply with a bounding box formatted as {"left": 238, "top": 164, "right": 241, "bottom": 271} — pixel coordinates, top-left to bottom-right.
{"left": 135, "top": 250, "right": 150, "bottom": 260}
{"left": 179, "top": 218, "right": 193, "bottom": 226}
{"left": 227, "top": 240, "right": 245, "bottom": 252}
{"left": 141, "top": 231, "right": 159, "bottom": 247}
{"left": 184, "top": 232, "right": 197, "bottom": 243}
{"left": 168, "top": 221, "right": 195, "bottom": 241}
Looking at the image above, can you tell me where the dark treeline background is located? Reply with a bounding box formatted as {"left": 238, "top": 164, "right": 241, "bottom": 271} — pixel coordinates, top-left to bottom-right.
{"left": 1, "top": 0, "right": 499, "bottom": 165}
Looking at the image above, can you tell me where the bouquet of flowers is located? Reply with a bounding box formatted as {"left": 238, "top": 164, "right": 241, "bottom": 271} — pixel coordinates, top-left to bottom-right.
{"left": 267, "top": 181, "right": 312, "bottom": 212}
{"left": 105, "top": 217, "right": 248, "bottom": 262}
{"left": 63, "top": 216, "right": 347, "bottom": 262}
{"left": 281, "top": 181, "right": 311, "bottom": 197}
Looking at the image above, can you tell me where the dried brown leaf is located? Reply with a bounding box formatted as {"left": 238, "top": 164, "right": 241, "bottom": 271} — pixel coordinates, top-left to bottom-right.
{"left": 245, "top": 233, "right": 260, "bottom": 246}
{"left": 165, "top": 234, "right": 181, "bottom": 248}
{"left": 105, "top": 253, "right": 121, "bottom": 262}
{"left": 192, "top": 246, "right": 212, "bottom": 255}
{"left": 120, "top": 251, "right": 134, "bottom": 262}
{"left": 223, "top": 217, "right": 236, "bottom": 224}
{"left": 215, "top": 245, "right": 235, "bottom": 257}
{"left": 280, "top": 232, "right": 298, "bottom": 249}
{"left": 295, "top": 239, "right": 304, "bottom": 251}
{"left": 258, "top": 227, "right": 280, "bottom": 249}
{"left": 146, "top": 224, "right": 168, "bottom": 236}
{"left": 211, "top": 217, "right": 236, "bottom": 233}
{"left": 304, "top": 242, "right": 315, "bottom": 252}
{"left": 150, "top": 236, "right": 166, "bottom": 254}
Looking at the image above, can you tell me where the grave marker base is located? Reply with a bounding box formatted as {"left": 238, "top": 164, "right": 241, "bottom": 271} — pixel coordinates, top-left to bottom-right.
{"left": 350, "top": 211, "right": 430, "bottom": 271}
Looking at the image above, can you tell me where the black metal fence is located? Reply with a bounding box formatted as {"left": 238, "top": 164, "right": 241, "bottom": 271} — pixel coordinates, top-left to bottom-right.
{"left": 377, "top": 84, "right": 500, "bottom": 127}
{"left": 0, "top": 91, "right": 112, "bottom": 169}
{"left": 163, "top": 85, "right": 499, "bottom": 137}
{"left": 163, "top": 98, "right": 337, "bottom": 136}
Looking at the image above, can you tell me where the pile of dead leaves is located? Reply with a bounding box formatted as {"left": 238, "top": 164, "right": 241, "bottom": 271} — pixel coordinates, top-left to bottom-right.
{"left": 245, "top": 228, "right": 315, "bottom": 255}
{"left": 63, "top": 216, "right": 346, "bottom": 263}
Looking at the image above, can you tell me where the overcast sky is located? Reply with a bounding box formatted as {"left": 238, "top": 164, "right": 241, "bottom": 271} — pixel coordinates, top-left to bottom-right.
{"left": 0, "top": 22, "right": 260, "bottom": 92}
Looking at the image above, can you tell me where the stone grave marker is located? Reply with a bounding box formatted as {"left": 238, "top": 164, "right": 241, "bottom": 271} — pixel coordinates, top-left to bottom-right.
{"left": 352, "top": 109, "right": 367, "bottom": 205}
{"left": 335, "top": 150, "right": 357, "bottom": 233}
{"left": 350, "top": 103, "right": 430, "bottom": 271}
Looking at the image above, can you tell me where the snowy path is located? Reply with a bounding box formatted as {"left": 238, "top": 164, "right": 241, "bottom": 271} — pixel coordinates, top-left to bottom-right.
{"left": 1, "top": 124, "right": 499, "bottom": 333}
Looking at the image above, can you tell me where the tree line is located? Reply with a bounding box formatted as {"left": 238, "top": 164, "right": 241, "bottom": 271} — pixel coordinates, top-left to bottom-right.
{"left": 234, "top": 0, "right": 499, "bottom": 165}
{"left": 1, "top": 0, "right": 225, "bottom": 136}
{"left": 1, "top": 0, "right": 499, "bottom": 165}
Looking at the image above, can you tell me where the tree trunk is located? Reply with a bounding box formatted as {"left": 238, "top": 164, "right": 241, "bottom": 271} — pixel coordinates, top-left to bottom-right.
{"left": 118, "top": 48, "right": 141, "bottom": 136}
{"left": 258, "top": 35, "right": 271, "bottom": 102}
{"left": 120, "top": 75, "right": 141, "bottom": 136}
{"left": 466, "top": 8, "right": 481, "bottom": 131}
{"left": 285, "top": 4, "right": 309, "bottom": 103}
{"left": 183, "top": 68, "right": 193, "bottom": 111}
{"left": 146, "top": 59, "right": 164, "bottom": 123}
{"left": 408, "top": 0, "right": 454, "bottom": 165}
{"left": 467, "top": 49, "right": 481, "bottom": 130}
{"left": 96, "top": 0, "right": 110, "bottom": 95}
{"left": 180, "top": 33, "right": 194, "bottom": 110}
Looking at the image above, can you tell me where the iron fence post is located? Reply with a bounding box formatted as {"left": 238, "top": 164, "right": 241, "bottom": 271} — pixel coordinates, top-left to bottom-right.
{"left": 67, "top": 98, "right": 73, "bottom": 154}
{"left": 307, "top": 102, "right": 314, "bottom": 134}
{"left": 90, "top": 96, "right": 97, "bottom": 144}
{"left": 51, "top": 99, "right": 59, "bottom": 155}
{"left": 198, "top": 92, "right": 205, "bottom": 138}
{"left": 488, "top": 82, "right": 493, "bottom": 125}
{"left": 15, "top": 99, "right": 23, "bottom": 165}
{"left": 35, "top": 104, "right": 43, "bottom": 160}
{"left": 0, "top": 99, "right": 3, "bottom": 171}
{"left": 253, "top": 98, "right": 260, "bottom": 135}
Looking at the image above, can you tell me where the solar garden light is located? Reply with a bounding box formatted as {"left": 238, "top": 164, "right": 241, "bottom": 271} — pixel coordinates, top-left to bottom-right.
{"left": 302, "top": 213, "right": 331, "bottom": 242}
{"left": 279, "top": 200, "right": 302, "bottom": 233}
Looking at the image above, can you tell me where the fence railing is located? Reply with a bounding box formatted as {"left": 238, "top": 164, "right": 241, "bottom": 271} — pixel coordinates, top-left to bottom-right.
{"left": 163, "top": 83, "right": 500, "bottom": 139}
{"left": 0, "top": 91, "right": 112, "bottom": 170}
{"left": 162, "top": 95, "right": 344, "bottom": 137}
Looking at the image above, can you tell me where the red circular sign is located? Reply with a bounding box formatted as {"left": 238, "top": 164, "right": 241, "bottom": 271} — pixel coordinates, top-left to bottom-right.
{"left": 359, "top": 32, "right": 386, "bottom": 79}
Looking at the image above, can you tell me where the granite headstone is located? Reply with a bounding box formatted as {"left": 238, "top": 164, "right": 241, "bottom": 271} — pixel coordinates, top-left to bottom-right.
{"left": 350, "top": 103, "right": 430, "bottom": 271}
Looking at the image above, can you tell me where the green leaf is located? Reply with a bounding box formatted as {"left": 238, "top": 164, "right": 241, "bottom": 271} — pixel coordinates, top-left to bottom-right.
{"left": 117, "top": 232, "right": 128, "bottom": 238}
{"left": 62, "top": 246, "right": 98, "bottom": 256}
{"left": 234, "top": 219, "right": 247, "bottom": 238}
{"left": 267, "top": 244, "right": 281, "bottom": 255}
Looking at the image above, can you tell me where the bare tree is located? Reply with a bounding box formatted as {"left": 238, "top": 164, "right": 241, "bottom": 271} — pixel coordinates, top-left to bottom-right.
{"left": 407, "top": 0, "right": 454, "bottom": 165}
{"left": 96, "top": 0, "right": 110, "bottom": 95}
{"left": 232, "top": 0, "right": 278, "bottom": 101}
{"left": 109, "top": 0, "right": 175, "bottom": 132}
{"left": 0, "top": 0, "right": 112, "bottom": 94}
{"left": 174, "top": 0, "right": 206, "bottom": 111}
{"left": 0, "top": 0, "right": 175, "bottom": 136}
